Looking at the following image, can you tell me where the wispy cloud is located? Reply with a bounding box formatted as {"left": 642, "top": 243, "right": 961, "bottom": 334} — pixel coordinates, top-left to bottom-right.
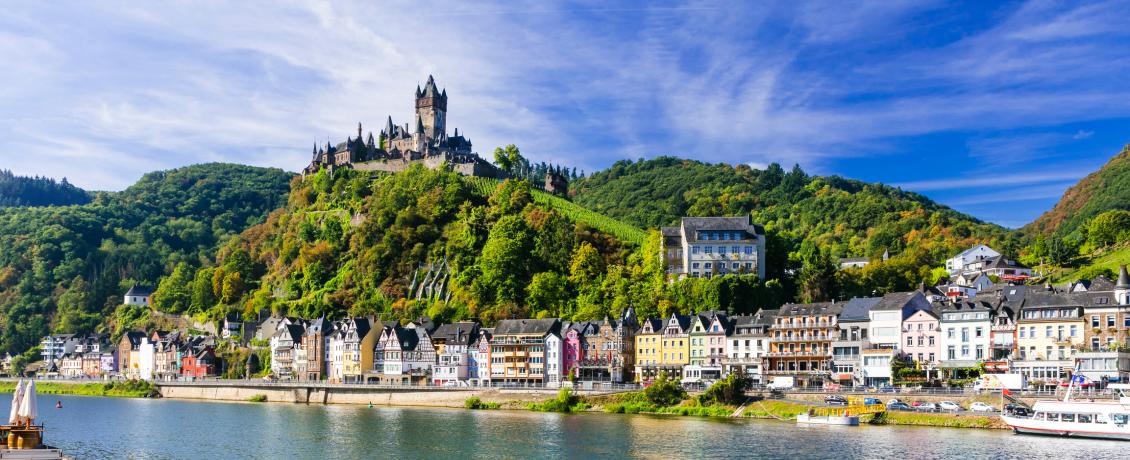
{"left": 0, "top": 0, "right": 1129, "bottom": 227}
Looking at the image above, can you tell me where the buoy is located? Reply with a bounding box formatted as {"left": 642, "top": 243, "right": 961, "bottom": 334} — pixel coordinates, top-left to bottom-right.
{"left": 55, "top": 400, "right": 62, "bottom": 409}
{"left": 368, "top": 402, "right": 373, "bottom": 408}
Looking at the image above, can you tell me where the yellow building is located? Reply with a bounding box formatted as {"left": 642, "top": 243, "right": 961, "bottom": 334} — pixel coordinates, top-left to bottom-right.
{"left": 1015, "top": 299, "right": 1084, "bottom": 385}
{"left": 341, "top": 318, "right": 379, "bottom": 384}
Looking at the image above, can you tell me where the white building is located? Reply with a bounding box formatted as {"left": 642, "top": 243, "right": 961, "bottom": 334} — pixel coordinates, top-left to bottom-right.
{"left": 937, "top": 298, "right": 994, "bottom": 371}
{"left": 545, "top": 331, "right": 563, "bottom": 388}
{"left": 660, "top": 216, "right": 766, "bottom": 280}
{"left": 123, "top": 285, "right": 153, "bottom": 306}
{"left": 137, "top": 337, "right": 156, "bottom": 381}
{"left": 432, "top": 322, "right": 480, "bottom": 385}
{"left": 724, "top": 310, "right": 775, "bottom": 384}
{"left": 946, "top": 245, "right": 1000, "bottom": 275}
{"left": 269, "top": 324, "right": 304, "bottom": 380}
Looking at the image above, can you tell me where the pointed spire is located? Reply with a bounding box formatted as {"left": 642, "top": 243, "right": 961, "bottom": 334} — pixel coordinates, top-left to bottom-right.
{"left": 358, "top": 122, "right": 363, "bottom": 140}
{"left": 1118, "top": 265, "right": 1130, "bottom": 289}
{"left": 415, "top": 115, "right": 424, "bottom": 134}
{"left": 385, "top": 115, "right": 394, "bottom": 135}
{"left": 416, "top": 85, "right": 422, "bottom": 98}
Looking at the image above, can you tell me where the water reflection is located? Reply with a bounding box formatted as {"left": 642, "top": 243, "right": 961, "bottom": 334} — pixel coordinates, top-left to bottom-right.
{"left": 11, "top": 395, "right": 1129, "bottom": 459}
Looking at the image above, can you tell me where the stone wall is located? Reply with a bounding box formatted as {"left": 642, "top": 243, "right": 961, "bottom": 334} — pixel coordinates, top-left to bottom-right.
{"left": 156, "top": 383, "right": 554, "bottom": 407}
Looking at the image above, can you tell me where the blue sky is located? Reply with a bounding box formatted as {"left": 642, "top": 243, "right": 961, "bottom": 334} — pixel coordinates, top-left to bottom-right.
{"left": 2, "top": 1, "right": 1130, "bottom": 228}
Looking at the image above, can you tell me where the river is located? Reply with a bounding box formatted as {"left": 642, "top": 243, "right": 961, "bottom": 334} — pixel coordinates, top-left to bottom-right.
{"left": 14, "top": 395, "right": 1127, "bottom": 459}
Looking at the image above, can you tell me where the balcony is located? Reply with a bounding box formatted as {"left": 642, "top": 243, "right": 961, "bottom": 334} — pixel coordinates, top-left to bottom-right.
{"left": 767, "top": 351, "right": 831, "bottom": 358}
{"left": 766, "top": 369, "right": 828, "bottom": 375}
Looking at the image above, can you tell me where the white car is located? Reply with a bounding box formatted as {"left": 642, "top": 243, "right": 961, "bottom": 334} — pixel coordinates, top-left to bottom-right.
{"left": 969, "top": 402, "right": 996, "bottom": 413}
{"left": 938, "top": 401, "right": 962, "bottom": 411}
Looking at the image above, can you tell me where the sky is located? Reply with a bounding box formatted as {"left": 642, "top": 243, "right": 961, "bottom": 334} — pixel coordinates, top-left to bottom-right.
{"left": 2, "top": 1, "right": 1130, "bottom": 228}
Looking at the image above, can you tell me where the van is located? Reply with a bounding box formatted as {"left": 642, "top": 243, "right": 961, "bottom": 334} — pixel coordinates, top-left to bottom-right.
{"left": 863, "top": 398, "right": 882, "bottom": 406}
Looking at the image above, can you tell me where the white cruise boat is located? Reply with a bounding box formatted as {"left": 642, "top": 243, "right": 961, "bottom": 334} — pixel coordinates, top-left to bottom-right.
{"left": 1001, "top": 381, "right": 1130, "bottom": 440}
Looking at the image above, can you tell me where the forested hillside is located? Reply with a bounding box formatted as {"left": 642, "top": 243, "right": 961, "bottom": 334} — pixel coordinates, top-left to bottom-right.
{"left": 148, "top": 165, "right": 787, "bottom": 331}
{"left": 0, "top": 163, "right": 292, "bottom": 352}
{"left": 570, "top": 157, "right": 1016, "bottom": 300}
{"left": 0, "top": 169, "right": 91, "bottom": 208}
{"left": 1025, "top": 144, "right": 1130, "bottom": 238}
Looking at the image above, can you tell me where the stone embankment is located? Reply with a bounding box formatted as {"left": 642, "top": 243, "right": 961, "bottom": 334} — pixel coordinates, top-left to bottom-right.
{"left": 156, "top": 381, "right": 609, "bottom": 407}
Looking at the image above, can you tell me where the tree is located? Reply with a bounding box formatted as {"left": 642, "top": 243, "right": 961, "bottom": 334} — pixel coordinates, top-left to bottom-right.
{"left": 221, "top": 272, "right": 244, "bottom": 304}
{"left": 492, "top": 144, "right": 525, "bottom": 174}
{"left": 191, "top": 267, "right": 217, "bottom": 313}
{"left": 478, "top": 215, "right": 534, "bottom": 304}
{"left": 644, "top": 372, "right": 687, "bottom": 406}
{"left": 568, "top": 242, "right": 605, "bottom": 289}
{"left": 526, "top": 272, "right": 568, "bottom": 316}
{"left": 152, "top": 262, "right": 194, "bottom": 313}
{"left": 699, "top": 372, "right": 752, "bottom": 405}
{"left": 797, "top": 243, "right": 836, "bottom": 302}
{"left": 1085, "top": 210, "right": 1130, "bottom": 249}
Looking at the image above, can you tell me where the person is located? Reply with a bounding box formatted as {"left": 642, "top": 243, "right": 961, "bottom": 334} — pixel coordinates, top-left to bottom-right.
{"left": 368, "top": 401, "right": 373, "bottom": 408}
{"left": 55, "top": 400, "right": 62, "bottom": 409}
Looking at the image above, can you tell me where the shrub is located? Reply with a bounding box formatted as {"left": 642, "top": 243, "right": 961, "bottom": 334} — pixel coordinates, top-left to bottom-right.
{"left": 249, "top": 394, "right": 268, "bottom": 402}
{"left": 644, "top": 372, "right": 687, "bottom": 406}
{"left": 464, "top": 397, "right": 500, "bottom": 410}
{"left": 698, "top": 373, "right": 752, "bottom": 406}
{"left": 528, "top": 388, "right": 585, "bottom": 413}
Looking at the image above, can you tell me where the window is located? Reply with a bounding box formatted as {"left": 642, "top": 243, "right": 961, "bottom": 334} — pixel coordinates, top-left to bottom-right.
{"left": 961, "top": 328, "right": 969, "bottom": 342}
{"left": 704, "top": 246, "right": 713, "bottom": 254}
{"left": 975, "top": 327, "right": 983, "bottom": 338}
{"left": 1109, "top": 315, "right": 1116, "bottom": 328}
{"left": 928, "top": 353, "right": 935, "bottom": 362}
{"left": 744, "top": 246, "right": 753, "bottom": 255}
{"left": 947, "top": 346, "right": 955, "bottom": 360}
{"left": 928, "top": 336, "right": 935, "bottom": 346}
{"left": 907, "top": 336, "right": 913, "bottom": 346}
{"left": 1045, "top": 326, "right": 1053, "bottom": 338}
{"left": 1092, "top": 315, "right": 1100, "bottom": 328}
{"left": 947, "top": 328, "right": 955, "bottom": 339}
{"left": 961, "top": 345, "right": 969, "bottom": 357}
{"left": 1020, "top": 328, "right": 1027, "bottom": 338}
{"left": 692, "top": 262, "right": 700, "bottom": 269}
{"left": 1071, "top": 325, "right": 1078, "bottom": 337}
{"left": 917, "top": 336, "right": 924, "bottom": 346}
{"left": 976, "top": 345, "right": 984, "bottom": 359}
{"left": 692, "top": 246, "right": 700, "bottom": 254}
{"left": 731, "top": 246, "right": 740, "bottom": 254}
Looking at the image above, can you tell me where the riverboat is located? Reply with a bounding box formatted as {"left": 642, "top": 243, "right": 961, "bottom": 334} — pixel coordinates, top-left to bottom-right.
{"left": 1, "top": 380, "right": 71, "bottom": 459}
{"left": 1001, "top": 379, "right": 1130, "bottom": 441}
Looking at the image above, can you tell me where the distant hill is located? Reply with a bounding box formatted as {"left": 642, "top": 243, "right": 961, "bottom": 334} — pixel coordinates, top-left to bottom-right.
{"left": 0, "top": 169, "right": 91, "bottom": 207}
{"left": 569, "top": 157, "right": 1012, "bottom": 262}
{"left": 1024, "top": 144, "right": 1130, "bottom": 237}
{"left": 0, "top": 163, "right": 293, "bottom": 352}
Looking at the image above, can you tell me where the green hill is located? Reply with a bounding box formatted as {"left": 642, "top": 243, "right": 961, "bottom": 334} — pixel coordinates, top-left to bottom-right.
{"left": 570, "top": 157, "right": 1012, "bottom": 260}
{"left": 1024, "top": 144, "right": 1130, "bottom": 237}
{"left": 0, "top": 163, "right": 292, "bottom": 352}
{"left": 0, "top": 169, "right": 91, "bottom": 208}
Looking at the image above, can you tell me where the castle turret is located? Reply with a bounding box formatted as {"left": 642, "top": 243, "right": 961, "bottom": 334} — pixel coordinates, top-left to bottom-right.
{"left": 415, "top": 75, "right": 447, "bottom": 140}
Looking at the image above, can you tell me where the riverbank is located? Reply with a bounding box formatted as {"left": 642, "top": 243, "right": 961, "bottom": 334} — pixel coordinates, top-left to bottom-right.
{"left": 579, "top": 392, "right": 1009, "bottom": 430}
{"left": 0, "top": 380, "right": 158, "bottom": 398}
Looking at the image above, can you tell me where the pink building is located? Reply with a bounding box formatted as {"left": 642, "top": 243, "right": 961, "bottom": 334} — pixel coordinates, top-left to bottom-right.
{"left": 902, "top": 309, "right": 940, "bottom": 366}
{"left": 563, "top": 326, "right": 583, "bottom": 379}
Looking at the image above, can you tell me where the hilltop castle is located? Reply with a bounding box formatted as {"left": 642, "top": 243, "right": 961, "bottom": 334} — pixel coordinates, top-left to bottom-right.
{"left": 304, "top": 76, "right": 567, "bottom": 193}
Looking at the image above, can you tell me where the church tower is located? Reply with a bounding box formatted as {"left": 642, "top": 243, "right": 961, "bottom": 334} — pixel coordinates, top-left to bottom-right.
{"left": 1116, "top": 264, "right": 1130, "bottom": 305}
{"left": 415, "top": 75, "right": 447, "bottom": 140}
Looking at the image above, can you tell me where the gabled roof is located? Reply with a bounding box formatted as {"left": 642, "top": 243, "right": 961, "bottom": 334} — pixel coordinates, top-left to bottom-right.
{"left": 1089, "top": 276, "right": 1116, "bottom": 292}
{"left": 751, "top": 308, "right": 779, "bottom": 327}
{"left": 679, "top": 216, "right": 765, "bottom": 242}
{"left": 121, "top": 331, "right": 147, "bottom": 348}
{"left": 871, "top": 291, "right": 932, "bottom": 320}
{"left": 777, "top": 302, "right": 843, "bottom": 317}
{"left": 493, "top": 318, "right": 561, "bottom": 336}
{"left": 304, "top": 317, "right": 333, "bottom": 336}
{"left": 839, "top": 297, "right": 881, "bottom": 322}
{"left": 637, "top": 318, "right": 663, "bottom": 334}
{"left": 432, "top": 322, "right": 481, "bottom": 346}
{"left": 124, "top": 284, "right": 153, "bottom": 297}
{"left": 984, "top": 256, "right": 1029, "bottom": 270}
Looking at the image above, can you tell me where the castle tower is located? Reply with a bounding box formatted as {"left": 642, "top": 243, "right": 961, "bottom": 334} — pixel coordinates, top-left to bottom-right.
{"left": 415, "top": 75, "right": 447, "bottom": 140}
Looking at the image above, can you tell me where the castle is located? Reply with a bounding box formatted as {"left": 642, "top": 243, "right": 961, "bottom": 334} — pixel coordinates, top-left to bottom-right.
{"left": 304, "top": 76, "right": 568, "bottom": 193}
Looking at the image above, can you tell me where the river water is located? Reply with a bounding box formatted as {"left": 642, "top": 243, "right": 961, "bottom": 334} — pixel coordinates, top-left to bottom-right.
{"left": 13, "top": 394, "right": 1127, "bottom": 459}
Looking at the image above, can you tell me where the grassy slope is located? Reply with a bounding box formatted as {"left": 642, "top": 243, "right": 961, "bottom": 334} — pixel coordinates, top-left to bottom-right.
{"left": 1049, "top": 243, "right": 1130, "bottom": 283}
{"left": 464, "top": 176, "right": 647, "bottom": 245}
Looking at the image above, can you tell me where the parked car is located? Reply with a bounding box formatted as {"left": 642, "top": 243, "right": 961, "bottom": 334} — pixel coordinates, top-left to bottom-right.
{"left": 938, "top": 401, "right": 962, "bottom": 411}
{"left": 824, "top": 395, "right": 848, "bottom": 405}
{"left": 878, "top": 386, "right": 897, "bottom": 393}
{"left": 916, "top": 402, "right": 939, "bottom": 412}
{"left": 1004, "top": 403, "right": 1031, "bottom": 417}
{"left": 887, "top": 398, "right": 904, "bottom": 406}
{"left": 864, "top": 398, "right": 883, "bottom": 406}
{"left": 969, "top": 402, "right": 996, "bottom": 413}
{"left": 887, "top": 402, "right": 913, "bottom": 411}
{"left": 911, "top": 400, "right": 927, "bottom": 408}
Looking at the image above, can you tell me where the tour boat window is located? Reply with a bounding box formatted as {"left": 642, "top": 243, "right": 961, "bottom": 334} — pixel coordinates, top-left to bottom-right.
{"left": 1095, "top": 414, "right": 1108, "bottom": 424}
{"left": 1036, "top": 412, "right": 1046, "bottom": 420}
{"left": 1047, "top": 413, "right": 1059, "bottom": 421}
{"left": 1113, "top": 414, "right": 1129, "bottom": 425}
{"left": 1078, "top": 414, "right": 1092, "bottom": 423}
{"left": 1061, "top": 414, "right": 1075, "bottom": 423}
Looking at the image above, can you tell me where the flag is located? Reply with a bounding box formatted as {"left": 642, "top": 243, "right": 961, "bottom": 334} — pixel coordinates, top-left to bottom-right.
{"left": 1002, "top": 388, "right": 1011, "bottom": 396}
{"left": 1072, "top": 374, "right": 1086, "bottom": 384}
